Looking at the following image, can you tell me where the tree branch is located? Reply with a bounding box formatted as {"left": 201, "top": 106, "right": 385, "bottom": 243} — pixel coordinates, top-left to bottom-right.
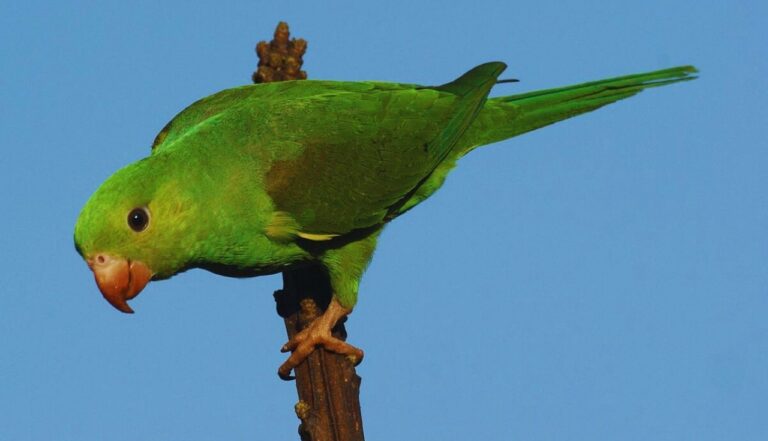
{"left": 253, "top": 22, "right": 365, "bottom": 441}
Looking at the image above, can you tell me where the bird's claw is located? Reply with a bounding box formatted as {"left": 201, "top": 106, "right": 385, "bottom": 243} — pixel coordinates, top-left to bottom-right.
{"left": 278, "top": 324, "right": 364, "bottom": 381}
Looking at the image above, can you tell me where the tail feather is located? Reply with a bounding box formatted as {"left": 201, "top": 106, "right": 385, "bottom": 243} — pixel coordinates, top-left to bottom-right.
{"left": 426, "top": 62, "right": 507, "bottom": 163}
{"left": 460, "top": 65, "right": 697, "bottom": 152}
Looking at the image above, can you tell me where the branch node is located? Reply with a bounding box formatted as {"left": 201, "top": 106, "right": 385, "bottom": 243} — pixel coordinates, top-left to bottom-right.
{"left": 295, "top": 400, "right": 312, "bottom": 420}
{"left": 253, "top": 21, "right": 308, "bottom": 83}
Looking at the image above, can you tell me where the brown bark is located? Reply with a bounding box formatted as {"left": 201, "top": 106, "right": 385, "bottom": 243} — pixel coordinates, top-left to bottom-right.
{"left": 254, "top": 22, "right": 365, "bottom": 441}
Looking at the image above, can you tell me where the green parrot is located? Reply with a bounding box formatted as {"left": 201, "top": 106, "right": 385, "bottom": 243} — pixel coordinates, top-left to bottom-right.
{"left": 74, "top": 62, "right": 696, "bottom": 378}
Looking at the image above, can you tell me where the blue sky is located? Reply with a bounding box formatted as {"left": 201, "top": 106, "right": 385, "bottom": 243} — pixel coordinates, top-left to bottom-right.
{"left": 1, "top": 1, "right": 766, "bottom": 440}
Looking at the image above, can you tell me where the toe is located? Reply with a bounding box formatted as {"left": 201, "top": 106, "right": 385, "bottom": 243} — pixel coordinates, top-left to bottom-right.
{"left": 278, "top": 363, "right": 295, "bottom": 381}
{"left": 320, "top": 337, "right": 364, "bottom": 364}
{"left": 281, "top": 328, "right": 311, "bottom": 352}
{"left": 278, "top": 339, "right": 318, "bottom": 380}
{"left": 277, "top": 335, "right": 364, "bottom": 380}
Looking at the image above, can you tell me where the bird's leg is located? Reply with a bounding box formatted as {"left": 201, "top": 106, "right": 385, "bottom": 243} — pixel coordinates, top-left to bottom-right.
{"left": 278, "top": 231, "right": 378, "bottom": 379}
{"left": 278, "top": 297, "right": 363, "bottom": 380}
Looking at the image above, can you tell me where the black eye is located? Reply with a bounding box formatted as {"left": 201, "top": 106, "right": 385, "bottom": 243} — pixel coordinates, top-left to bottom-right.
{"left": 127, "top": 207, "right": 150, "bottom": 232}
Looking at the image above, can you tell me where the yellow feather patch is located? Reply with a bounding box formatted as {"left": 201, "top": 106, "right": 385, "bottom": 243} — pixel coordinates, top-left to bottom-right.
{"left": 265, "top": 211, "right": 339, "bottom": 242}
{"left": 296, "top": 232, "right": 339, "bottom": 241}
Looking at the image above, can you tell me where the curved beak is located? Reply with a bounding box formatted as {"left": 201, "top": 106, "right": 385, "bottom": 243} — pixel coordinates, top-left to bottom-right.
{"left": 87, "top": 254, "right": 152, "bottom": 313}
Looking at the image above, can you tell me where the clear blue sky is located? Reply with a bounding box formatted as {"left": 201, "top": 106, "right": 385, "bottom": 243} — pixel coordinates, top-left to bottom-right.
{"left": 1, "top": 1, "right": 766, "bottom": 440}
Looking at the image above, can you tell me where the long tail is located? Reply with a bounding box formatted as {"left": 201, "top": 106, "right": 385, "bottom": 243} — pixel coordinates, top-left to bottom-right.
{"left": 460, "top": 65, "right": 698, "bottom": 153}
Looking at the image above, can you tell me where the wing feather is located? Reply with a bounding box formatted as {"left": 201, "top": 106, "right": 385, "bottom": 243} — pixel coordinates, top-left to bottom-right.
{"left": 149, "top": 63, "right": 506, "bottom": 237}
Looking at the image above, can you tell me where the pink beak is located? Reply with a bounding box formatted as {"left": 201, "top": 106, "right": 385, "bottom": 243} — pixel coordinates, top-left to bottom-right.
{"left": 87, "top": 254, "right": 152, "bottom": 313}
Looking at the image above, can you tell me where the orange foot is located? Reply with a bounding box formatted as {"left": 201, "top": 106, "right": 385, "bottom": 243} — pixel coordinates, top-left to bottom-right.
{"left": 278, "top": 298, "right": 364, "bottom": 380}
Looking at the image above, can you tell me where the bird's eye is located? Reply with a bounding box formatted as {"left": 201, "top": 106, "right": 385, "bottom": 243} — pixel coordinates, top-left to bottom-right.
{"left": 127, "top": 207, "right": 150, "bottom": 232}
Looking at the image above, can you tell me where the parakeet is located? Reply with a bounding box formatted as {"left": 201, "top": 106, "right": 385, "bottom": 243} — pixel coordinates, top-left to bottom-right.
{"left": 74, "top": 62, "right": 696, "bottom": 378}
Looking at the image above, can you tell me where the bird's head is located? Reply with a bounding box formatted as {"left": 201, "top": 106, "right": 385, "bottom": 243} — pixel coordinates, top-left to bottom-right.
{"left": 74, "top": 156, "right": 197, "bottom": 313}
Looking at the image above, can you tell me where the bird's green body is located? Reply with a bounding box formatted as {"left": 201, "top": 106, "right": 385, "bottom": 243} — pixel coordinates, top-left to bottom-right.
{"left": 75, "top": 63, "right": 696, "bottom": 311}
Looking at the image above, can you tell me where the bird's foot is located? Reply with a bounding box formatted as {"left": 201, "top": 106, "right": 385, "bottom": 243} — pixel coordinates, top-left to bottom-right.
{"left": 278, "top": 298, "right": 364, "bottom": 380}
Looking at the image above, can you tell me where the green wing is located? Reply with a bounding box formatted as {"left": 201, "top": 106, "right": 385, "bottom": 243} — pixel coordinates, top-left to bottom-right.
{"left": 151, "top": 63, "right": 506, "bottom": 236}
{"left": 263, "top": 62, "right": 506, "bottom": 235}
